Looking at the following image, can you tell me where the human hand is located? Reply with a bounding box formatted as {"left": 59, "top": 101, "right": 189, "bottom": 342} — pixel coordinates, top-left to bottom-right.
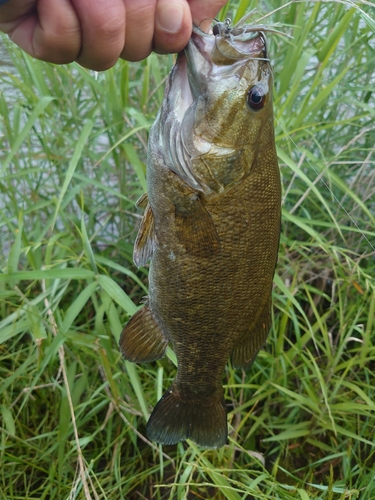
{"left": 0, "top": 0, "right": 228, "bottom": 71}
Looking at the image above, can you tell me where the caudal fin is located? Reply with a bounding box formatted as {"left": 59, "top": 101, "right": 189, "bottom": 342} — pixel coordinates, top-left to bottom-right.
{"left": 146, "top": 385, "right": 227, "bottom": 448}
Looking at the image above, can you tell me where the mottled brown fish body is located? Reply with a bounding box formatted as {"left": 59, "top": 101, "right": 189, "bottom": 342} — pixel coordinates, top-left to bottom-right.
{"left": 120, "top": 24, "right": 281, "bottom": 448}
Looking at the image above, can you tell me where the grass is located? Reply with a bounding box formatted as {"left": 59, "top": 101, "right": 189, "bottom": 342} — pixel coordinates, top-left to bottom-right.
{"left": 0, "top": 0, "right": 374, "bottom": 498}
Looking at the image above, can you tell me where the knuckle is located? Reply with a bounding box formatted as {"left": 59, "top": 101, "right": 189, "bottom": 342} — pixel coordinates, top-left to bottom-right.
{"left": 34, "top": 28, "right": 80, "bottom": 64}
{"left": 96, "top": 15, "right": 125, "bottom": 42}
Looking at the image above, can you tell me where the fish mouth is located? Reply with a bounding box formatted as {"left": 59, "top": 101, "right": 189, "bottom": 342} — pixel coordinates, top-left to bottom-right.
{"left": 173, "top": 25, "right": 268, "bottom": 113}
{"left": 191, "top": 27, "right": 267, "bottom": 64}
{"left": 170, "top": 21, "right": 269, "bottom": 121}
{"left": 182, "top": 28, "right": 268, "bottom": 99}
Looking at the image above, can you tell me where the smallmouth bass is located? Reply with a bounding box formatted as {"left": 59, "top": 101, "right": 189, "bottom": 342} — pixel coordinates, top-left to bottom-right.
{"left": 120, "top": 18, "right": 281, "bottom": 448}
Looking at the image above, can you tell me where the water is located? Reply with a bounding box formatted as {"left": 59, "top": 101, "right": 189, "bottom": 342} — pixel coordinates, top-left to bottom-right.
{"left": 0, "top": 36, "right": 13, "bottom": 71}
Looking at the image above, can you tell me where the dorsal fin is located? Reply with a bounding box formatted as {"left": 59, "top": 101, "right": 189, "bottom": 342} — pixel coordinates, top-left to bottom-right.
{"left": 133, "top": 204, "right": 157, "bottom": 267}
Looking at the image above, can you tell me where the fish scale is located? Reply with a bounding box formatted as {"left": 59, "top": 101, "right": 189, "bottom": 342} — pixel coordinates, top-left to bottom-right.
{"left": 119, "top": 19, "right": 281, "bottom": 448}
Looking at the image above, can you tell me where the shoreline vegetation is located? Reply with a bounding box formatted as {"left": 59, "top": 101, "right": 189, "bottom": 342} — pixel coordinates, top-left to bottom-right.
{"left": 1, "top": 1, "right": 374, "bottom": 498}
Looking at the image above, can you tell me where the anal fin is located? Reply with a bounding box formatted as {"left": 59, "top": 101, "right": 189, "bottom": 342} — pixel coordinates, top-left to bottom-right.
{"left": 231, "top": 299, "right": 272, "bottom": 370}
{"left": 133, "top": 203, "right": 157, "bottom": 267}
{"left": 119, "top": 304, "right": 168, "bottom": 363}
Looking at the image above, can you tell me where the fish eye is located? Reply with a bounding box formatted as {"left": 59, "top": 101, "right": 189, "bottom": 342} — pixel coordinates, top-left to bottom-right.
{"left": 247, "top": 86, "right": 266, "bottom": 110}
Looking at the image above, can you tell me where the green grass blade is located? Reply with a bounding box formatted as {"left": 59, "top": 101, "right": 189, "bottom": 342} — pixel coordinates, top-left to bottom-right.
{"left": 50, "top": 119, "right": 94, "bottom": 231}
{"left": 0, "top": 269, "right": 95, "bottom": 281}
{"left": 1, "top": 96, "right": 55, "bottom": 173}
{"left": 60, "top": 282, "right": 98, "bottom": 334}
{"left": 97, "top": 274, "right": 137, "bottom": 315}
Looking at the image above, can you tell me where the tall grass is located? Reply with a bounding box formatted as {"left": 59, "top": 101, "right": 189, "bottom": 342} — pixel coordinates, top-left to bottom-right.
{"left": 0, "top": 0, "right": 374, "bottom": 498}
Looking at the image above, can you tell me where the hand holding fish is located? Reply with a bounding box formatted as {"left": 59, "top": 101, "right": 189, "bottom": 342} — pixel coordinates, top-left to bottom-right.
{"left": 0, "top": 0, "right": 228, "bottom": 70}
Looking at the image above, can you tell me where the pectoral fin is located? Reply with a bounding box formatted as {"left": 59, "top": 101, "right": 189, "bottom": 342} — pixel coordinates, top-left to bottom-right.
{"left": 119, "top": 304, "right": 168, "bottom": 363}
{"left": 174, "top": 194, "right": 220, "bottom": 258}
{"left": 133, "top": 204, "right": 157, "bottom": 267}
{"left": 231, "top": 300, "right": 272, "bottom": 370}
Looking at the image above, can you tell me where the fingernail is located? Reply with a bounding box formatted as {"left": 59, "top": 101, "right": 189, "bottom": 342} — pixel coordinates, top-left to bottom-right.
{"left": 157, "top": 4, "right": 184, "bottom": 34}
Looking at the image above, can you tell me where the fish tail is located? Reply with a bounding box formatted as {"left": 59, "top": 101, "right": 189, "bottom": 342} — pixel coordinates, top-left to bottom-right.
{"left": 146, "top": 384, "right": 227, "bottom": 448}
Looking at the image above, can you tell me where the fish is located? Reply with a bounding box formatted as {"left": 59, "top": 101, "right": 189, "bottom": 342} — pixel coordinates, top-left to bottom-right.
{"left": 119, "top": 17, "right": 281, "bottom": 449}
